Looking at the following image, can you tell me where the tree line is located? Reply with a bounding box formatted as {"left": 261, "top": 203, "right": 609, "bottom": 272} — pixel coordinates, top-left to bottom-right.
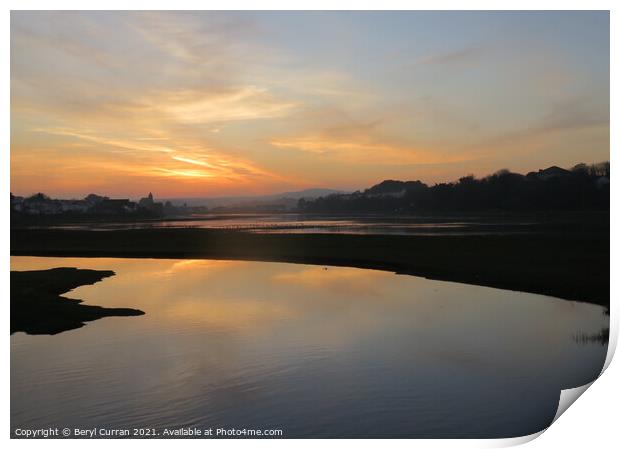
{"left": 297, "top": 162, "right": 610, "bottom": 213}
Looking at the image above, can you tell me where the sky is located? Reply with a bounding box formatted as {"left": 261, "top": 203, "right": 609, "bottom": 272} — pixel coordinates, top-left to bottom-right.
{"left": 10, "top": 11, "right": 610, "bottom": 199}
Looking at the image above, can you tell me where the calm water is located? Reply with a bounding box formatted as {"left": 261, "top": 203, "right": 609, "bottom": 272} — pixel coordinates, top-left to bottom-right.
{"left": 27, "top": 213, "right": 544, "bottom": 236}
{"left": 11, "top": 257, "right": 608, "bottom": 438}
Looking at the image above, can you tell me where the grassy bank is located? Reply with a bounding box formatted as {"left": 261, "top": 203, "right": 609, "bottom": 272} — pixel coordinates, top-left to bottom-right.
{"left": 11, "top": 228, "right": 609, "bottom": 306}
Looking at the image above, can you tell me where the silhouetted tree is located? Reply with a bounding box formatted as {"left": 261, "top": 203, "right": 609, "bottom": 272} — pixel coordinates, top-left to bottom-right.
{"left": 298, "top": 162, "right": 610, "bottom": 213}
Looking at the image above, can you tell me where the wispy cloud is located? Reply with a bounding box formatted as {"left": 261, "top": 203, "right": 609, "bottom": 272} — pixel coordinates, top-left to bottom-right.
{"left": 269, "top": 116, "right": 484, "bottom": 166}
{"left": 33, "top": 128, "right": 174, "bottom": 154}
{"left": 535, "top": 97, "right": 609, "bottom": 134}
{"left": 171, "top": 155, "right": 216, "bottom": 168}
{"left": 10, "top": 11, "right": 610, "bottom": 196}
{"left": 145, "top": 86, "right": 297, "bottom": 124}
{"left": 28, "top": 127, "right": 290, "bottom": 187}
{"left": 270, "top": 135, "right": 482, "bottom": 166}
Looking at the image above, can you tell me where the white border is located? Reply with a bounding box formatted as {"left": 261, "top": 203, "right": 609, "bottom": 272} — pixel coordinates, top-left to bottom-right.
{"left": 3, "top": 2, "right": 616, "bottom": 448}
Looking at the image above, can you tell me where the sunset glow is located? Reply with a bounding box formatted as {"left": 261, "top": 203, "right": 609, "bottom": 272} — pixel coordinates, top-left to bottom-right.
{"left": 11, "top": 11, "right": 609, "bottom": 198}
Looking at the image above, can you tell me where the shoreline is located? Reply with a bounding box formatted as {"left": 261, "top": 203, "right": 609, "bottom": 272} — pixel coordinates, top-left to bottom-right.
{"left": 11, "top": 227, "right": 609, "bottom": 307}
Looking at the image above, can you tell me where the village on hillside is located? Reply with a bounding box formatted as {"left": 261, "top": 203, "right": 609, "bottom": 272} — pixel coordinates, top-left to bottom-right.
{"left": 10, "top": 192, "right": 207, "bottom": 218}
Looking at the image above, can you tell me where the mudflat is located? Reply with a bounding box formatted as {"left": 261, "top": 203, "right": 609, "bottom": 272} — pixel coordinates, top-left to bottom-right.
{"left": 11, "top": 226, "right": 609, "bottom": 306}
{"left": 11, "top": 267, "right": 145, "bottom": 335}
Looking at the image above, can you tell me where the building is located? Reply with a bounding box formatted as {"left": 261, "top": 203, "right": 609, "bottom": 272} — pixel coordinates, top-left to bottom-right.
{"left": 92, "top": 199, "right": 133, "bottom": 215}
{"left": 526, "top": 166, "right": 571, "bottom": 181}
{"left": 59, "top": 200, "right": 90, "bottom": 213}
{"left": 137, "top": 192, "right": 164, "bottom": 216}
{"left": 10, "top": 193, "right": 24, "bottom": 212}
{"left": 22, "top": 193, "right": 62, "bottom": 215}
{"left": 138, "top": 192, "right": 154, "bottom": 209}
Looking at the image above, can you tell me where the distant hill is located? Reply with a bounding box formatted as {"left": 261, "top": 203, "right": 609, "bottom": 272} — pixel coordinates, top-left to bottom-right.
{"left": 298, "top": 162, "right": 610, "bottom": 213}
{"left": 365, "top": 180, "right": 426, "bottom": 197}
{"left": 275, "top": 188, "right": 345, "bottom": 200}
{"left": 165, "top": 188, "right": 345, "bottom": 209}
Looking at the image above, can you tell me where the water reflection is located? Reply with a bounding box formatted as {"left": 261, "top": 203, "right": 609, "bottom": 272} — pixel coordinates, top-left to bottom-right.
{"left": 24, "top": 213, "right": 541, "bottom": 236}
{"left": 11, "top": 256, "right": 608, "bottom": 438}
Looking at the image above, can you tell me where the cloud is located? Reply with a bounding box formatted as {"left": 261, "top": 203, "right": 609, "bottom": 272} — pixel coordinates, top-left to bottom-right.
{"left": 27, "top": 127, "right": 289, "bottom": 187}
{"left": 144, "top": 86, "right": 297, "bottom": 124}
{"left": 10, "top": 11, "right": 303, "bottom": 196}
{"left": 535, "top": 97, "right": 609, "bottom": 134}
{"left": 171, "top": 155, "right": 216, "bottom": 168}
{"left": 130, "top": 11, "right": 260, "bottom": 67}
{"left": 32, "top": 128, "right": 174, "bottom": 154}
{"left": 478, "top": 95, "right": 609, "bottom": 153}
{"left": 269, "top": 115, "right": 484, "bottom": 166}
{"left": 10, "top": 11, "right": 610, "bottom": 196}
{"left": 270, "top": 136, "right": 481, "bottom": 166}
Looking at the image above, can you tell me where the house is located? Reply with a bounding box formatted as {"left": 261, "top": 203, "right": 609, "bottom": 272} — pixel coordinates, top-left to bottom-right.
{"left": 84, "top": 193, "right": 109, "bottom": 206}
{"left": 526, "top": 166, "right": 571, "bottom": 181}
{"left": 10, "top": 193, "right": 24, "bottom": 212}
{"left": 59, "top": 200, "right": 90, "bottom": 213}
{"left": 22, "top": 193, "right": 62, "bottom": 215}
{"left": 92, "top": 199, "right": 133, "bottom": 215}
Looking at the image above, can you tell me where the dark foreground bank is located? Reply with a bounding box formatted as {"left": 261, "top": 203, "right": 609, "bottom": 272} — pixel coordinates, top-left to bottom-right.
{"left": 11, "top": 268, "right": 145, "bottom": 335}
{"left": 11, "top": 226, "right": 609, "bottom": 306}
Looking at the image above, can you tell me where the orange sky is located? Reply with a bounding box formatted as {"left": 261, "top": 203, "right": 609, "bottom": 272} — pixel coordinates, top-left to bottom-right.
{"left": 11, "top": 11, "right": 609, "bottom": 199}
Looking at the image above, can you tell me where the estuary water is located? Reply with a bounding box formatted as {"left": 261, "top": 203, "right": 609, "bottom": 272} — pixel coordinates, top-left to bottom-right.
{"left": 24, "top": 213, "right": 559, "bottom": 236}
{"left": 10, "top": 256, "right": 608, "bottom": 438}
